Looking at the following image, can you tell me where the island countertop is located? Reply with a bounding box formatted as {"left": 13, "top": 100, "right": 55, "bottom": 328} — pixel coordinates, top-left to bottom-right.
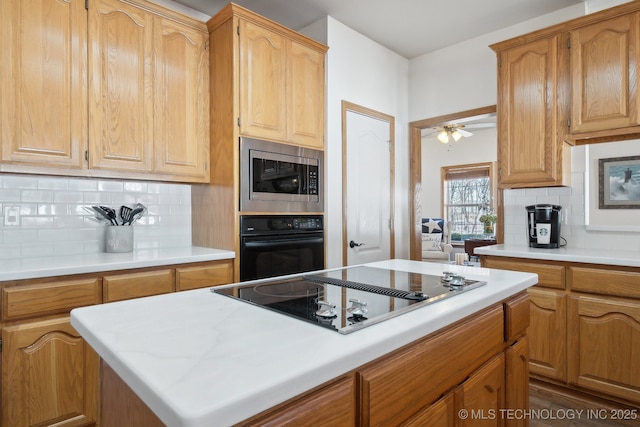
{"left": 70, "top": 259, "right": 538, "bottom": 427}
{"left": 475, "top": 244, "right": 640, "bottom": 267}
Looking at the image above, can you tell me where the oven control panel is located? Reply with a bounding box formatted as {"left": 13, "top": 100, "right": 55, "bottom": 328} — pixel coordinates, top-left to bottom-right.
{"left": 241, "top": 215, "right": 324, "bottom": 234}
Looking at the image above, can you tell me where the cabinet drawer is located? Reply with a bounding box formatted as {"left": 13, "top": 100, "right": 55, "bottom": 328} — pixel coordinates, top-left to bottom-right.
{"left": 176, "top": 260, "right": 233, "bottom": 291}
{"left": 569, "top": 266, "right": 640, "bottom": 299}
{"left": 358, "top": 305, "right": 504, "bottom": 426}
{"left": 238, "top": 375, "right": 355, "bottom": 426}
{"left": 103, "top": 270, "right": 174, "bottom": 302}
{"left": 504, "top": 292, "right": 530, "bottom": 342}
{"left": 482, "top": 257, "right": 565, "bottom": 289}
{"left": 2, "top": 278, "right": 101, "bottom": 321}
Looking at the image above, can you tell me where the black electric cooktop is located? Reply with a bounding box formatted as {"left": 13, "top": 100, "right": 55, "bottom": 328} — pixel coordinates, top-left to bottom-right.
{"left": 213, "top": 266, "right": 486, "bottom": 334}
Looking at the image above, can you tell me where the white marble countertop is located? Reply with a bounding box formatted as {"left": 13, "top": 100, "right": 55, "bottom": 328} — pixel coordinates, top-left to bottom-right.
{"left": 0, "top": 246, "right": 235, "bottom": 281}
{"left": 70, "top": 259, "right": 537, "bottom": 427}
{"left": 475, "top": 244, "right": 640, "bottom": 267}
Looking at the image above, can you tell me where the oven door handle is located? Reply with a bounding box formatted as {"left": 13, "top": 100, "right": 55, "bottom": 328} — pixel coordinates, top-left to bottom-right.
{"left": 244, "top": 237, "right": 324, "bottom": 249}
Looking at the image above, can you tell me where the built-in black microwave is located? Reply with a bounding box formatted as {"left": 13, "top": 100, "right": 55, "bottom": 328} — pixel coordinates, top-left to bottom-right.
{"left": 240, "top": 137, "right": 324, "bottom": 212}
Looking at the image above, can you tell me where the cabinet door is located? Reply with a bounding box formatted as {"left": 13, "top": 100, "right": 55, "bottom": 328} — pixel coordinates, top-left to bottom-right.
{"left": 153, "top": 17, "right": 210, "bottom": 181}
{"left": 0, "top": 0, "right": 87, "bottom": 168}
{"left": 287, "top": 41, "right": 325, "bottom": 149}
{"left": 568, "top": 295, "right": 640, "bottom": 404}
{"left": 528, "top": 287, "right": 567, "bottom": 381}
{"left": 401, "top": 393, "right": 455, "bottom": 427}
{"left": 570, "top": 13, "right": 640, "bottom": 133}
{"left": 455, "top": 353, "right": 505, "bottom": 427}
{"left": 497, "top": 35, "right": 564, "bottom": 187}
{"left": 239, "top": 19, "right": 287, "bottom": 141}
{"left": 88, "top": 0, "right": 153, "bottom": 172}
{"left": 505, "top": 337, "right": 529, "bottom": 427}
{"left": 2, "top": 317, "right": 98, "bottom": 427}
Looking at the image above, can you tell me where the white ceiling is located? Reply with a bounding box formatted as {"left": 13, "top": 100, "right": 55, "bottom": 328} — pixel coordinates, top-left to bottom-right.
{"left": 172, "top": 0, "right": 584, "bottom": 58}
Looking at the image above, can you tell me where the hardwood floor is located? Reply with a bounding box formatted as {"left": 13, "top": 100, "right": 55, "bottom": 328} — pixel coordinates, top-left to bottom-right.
{"left": 529, "top": 380, "right": 639, "bottom": 427}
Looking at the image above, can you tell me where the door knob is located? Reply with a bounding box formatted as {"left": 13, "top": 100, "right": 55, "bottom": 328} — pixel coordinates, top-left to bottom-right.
{"left": 349, "top": 240, "right": 365, "bottom": 248}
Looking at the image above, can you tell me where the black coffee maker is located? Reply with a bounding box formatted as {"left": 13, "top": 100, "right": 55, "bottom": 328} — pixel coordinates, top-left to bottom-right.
{"left": 526, "top": 204, "right": 562, "bottom": 248}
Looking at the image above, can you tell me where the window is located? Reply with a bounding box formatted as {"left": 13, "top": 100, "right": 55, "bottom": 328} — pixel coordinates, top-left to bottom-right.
{"left": 442, "top": 162, "right": 494, "bottom": 243}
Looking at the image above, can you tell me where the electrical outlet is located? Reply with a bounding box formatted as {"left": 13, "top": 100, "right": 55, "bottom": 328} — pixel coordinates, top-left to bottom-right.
{"left": 4, "top": 206, "right": 20, "bottom": 226}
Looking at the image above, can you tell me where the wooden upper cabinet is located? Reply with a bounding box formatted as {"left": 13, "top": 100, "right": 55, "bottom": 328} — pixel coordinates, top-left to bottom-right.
{"left": 230, "top": 7, "right": 327, "bottom": 149}
{"left": 288, "top": 41, "right": 326, "bottom": 148}
{"left": 0, "top": 0, "right": 87, "bottom": 168}
{"left": 1, "top": 0, "right": 209, "bottom": 183}
{"left": 88, "top": 0, "right": 153, "bottom": 173}
{"left": 153, "top": 16, "right": 210, "bottom": 181}
{"left": 495, "top": 35, "right": 569, "bottom": 188}
{"left": 239, "top": 20, "right": 288, "bottom": 141}
{"left": 570, "top": 12, "right": 640, "bottom": 134}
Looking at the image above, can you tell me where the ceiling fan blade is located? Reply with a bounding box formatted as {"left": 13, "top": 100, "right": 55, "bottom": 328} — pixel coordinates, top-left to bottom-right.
{"left": 463, "top": 123, "right": 495, "bottom": 129}
{"left": 457, "top": 128, "right": 473, "bottom": 137}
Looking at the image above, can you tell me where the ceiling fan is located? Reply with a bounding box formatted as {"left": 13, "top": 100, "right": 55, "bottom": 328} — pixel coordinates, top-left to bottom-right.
{"left": 427, "top": 122, "right": 496, "bottom": 144}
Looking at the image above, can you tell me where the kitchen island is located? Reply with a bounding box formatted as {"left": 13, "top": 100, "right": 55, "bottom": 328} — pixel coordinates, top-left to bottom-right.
{"left": 71, "top": 259, "right": 538, "bottom": 426}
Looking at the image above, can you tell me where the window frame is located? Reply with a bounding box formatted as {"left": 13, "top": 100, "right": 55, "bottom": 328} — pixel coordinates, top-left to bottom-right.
{"left": 441, "top": 162, "right": 496, "bottom": 244}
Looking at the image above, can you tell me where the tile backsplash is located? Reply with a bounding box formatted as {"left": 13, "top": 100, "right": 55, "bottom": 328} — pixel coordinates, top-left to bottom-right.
{"left": 502, "top": 144, "right": 640, "bottom": 253}
{"left": 0, "top": 174, "right": 192, "bottom": 260}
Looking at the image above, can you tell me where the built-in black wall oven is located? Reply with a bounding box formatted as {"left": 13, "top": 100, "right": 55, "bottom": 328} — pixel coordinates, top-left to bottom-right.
{"left": 240, "top": 137, "right": 323, "bottom": 213}
{"left": 240, "top": 215, "right": 324, "bottom": 281}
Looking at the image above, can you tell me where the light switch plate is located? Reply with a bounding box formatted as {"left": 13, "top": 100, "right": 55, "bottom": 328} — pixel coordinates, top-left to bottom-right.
{"left": 4, "top": 206, "right": 20, "bottom": 226}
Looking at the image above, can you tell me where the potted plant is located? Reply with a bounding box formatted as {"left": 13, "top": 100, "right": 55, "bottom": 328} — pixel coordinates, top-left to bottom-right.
{"left": 479, "top": 211, "right": 497, "bottom": 235}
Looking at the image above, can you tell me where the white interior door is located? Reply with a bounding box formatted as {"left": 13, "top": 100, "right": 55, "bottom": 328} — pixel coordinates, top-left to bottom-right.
{"left": 343, "top": 103, "right": 394, "bottom": 266}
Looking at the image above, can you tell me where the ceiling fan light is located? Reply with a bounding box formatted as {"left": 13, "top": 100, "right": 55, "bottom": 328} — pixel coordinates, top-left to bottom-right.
{"left": 437, "top": 131, "right": 450, "bottom": 144}
{"left": 451, "top": 130, "right": 462, "bottom": 141}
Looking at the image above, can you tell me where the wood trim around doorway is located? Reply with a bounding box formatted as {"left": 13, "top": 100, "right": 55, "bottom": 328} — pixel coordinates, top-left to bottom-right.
{"left": 341, "top": 101, "right": 395, "bottom": 267}
{"left": 408, "top": 105, "right": 497, "bottom": 261}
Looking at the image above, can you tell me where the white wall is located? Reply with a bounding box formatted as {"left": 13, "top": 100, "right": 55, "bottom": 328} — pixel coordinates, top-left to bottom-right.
{"left": 420, "top": 128, "right": 497, "bottom": 218}
{"left": 409, "top": 4, "right": 585, "bottom": 121}
{"left": 303, "top": 17, "right": 409, "bottom": 268}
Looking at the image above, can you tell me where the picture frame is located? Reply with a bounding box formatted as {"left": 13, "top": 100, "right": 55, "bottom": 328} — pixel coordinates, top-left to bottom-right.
{"left": 598, "top": 155, "right": 640, "bottom": 209}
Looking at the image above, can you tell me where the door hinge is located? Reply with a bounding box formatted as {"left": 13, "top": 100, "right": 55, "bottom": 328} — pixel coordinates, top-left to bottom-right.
{"left": 0, "top": 338, "right": 3, "bottom": 352}
{"left": 237, "top": 25, "right": 240, "bottom": 36}
{"left": 567, "top": 119, "right": 571, "bottom": 129}
{"left": 389, "top": 218, "right": 392, "bottom": 229}
{"left": 237, "top": 117, "right": 241, "bottom": 127}
{"left": 84, "top": 150, "right": 89, "bottom": 161}
{"left": 567, "top": 38, "right": 571, "bottom": 49}
{"left": 204, "top": 40, "right": 209, "bottom": 50}
{"left": 85, "top": 0, "right": 88, "bottom": 10}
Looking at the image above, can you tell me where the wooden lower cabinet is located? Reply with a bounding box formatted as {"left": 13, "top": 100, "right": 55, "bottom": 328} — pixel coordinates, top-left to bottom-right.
{"left": 176, "top": 260, "right": 233, "bottom": 291}
{"left": 505, "top": 336, "right": 529, "bottom": 427}
{"left": 481, "top": 255, "right": 640, "bottom": 409}
{"left": 456, "top": 353, "right": 505, "bottom": 427}
{"left": 568, "top": 294, "right": 640, "bottom": 404}
{"left": 528, "top": 287, "right": 566, "bottom": 381}
{"left": 2, "top": 317, "right": 99, "bottom": 427}
{"left": 0, "top": 259, "right": 233, "bottom": 427}
{"left": 401, "top": 393, "right": 455, "bottom": 427}
{"left": 237, "top": 375, "right": 355, "bottom": 427}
